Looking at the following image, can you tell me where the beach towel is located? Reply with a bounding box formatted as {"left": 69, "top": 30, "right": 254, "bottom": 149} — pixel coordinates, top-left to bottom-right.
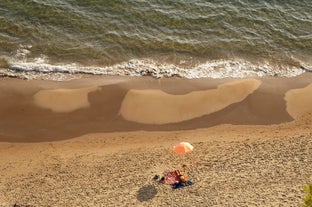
{"left": 164, "top": 171, "right": 180, "bottom": 185}
{"left": 164, "top": 170, "right": 188, "bottom": 185}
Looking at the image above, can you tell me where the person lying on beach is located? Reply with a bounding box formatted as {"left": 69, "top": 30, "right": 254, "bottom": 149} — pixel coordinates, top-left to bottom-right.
{"left": 154, "top": 169, "right": 193, "bottom": 188}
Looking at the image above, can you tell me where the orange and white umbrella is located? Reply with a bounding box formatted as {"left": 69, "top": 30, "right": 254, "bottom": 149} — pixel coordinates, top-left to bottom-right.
{"left": 173, "top": 142, "right": 194, "bottom": 154}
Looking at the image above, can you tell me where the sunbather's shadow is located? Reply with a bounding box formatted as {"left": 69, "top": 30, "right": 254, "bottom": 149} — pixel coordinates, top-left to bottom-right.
{"left": 137, "top": 185, "right": 157, "bottom": 202}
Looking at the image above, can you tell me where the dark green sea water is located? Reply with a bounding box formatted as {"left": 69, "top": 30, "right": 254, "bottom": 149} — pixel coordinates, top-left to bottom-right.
{"left": 0, "top": 0, "right": 311, "bottom": 79}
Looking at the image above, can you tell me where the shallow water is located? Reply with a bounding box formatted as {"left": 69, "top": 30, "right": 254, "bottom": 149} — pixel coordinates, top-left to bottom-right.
{"left": 0, "top": 0, "right": 311, "bottom": 80}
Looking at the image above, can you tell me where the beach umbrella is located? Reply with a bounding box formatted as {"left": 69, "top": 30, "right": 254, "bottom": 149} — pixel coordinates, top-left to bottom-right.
{"left": 173, "top": 142, "right": 194, "bottom": 154}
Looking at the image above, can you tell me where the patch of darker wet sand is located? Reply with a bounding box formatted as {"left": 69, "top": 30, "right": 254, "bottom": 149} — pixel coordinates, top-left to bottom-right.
{"left": 0, "top": 74, "right": 311, "bottom": 142}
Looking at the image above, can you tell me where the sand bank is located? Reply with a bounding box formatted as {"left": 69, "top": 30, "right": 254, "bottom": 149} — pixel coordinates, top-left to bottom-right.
{"left": 120, "top": 79, "right": 261, "bottom": 124}
{"left": 33, "top": 87, "right": 99, "bottom": 113}
{"left": 285, "top": 83, "right": 312, "bottom": 119}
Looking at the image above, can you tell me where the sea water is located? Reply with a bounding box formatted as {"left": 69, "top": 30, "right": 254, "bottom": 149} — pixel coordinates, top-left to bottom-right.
{"left": 0, "top": 0, "right": 311, "bottom": 80}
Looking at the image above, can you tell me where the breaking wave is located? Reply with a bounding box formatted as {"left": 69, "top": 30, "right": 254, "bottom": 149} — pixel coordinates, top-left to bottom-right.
{"left": 0, "top": 57, "right": 307, "bottom": 81}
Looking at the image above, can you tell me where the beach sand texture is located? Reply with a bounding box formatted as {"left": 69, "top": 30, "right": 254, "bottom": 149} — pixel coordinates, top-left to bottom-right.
{"left": 0, "top": 75, "right": 312, "bottom": 206}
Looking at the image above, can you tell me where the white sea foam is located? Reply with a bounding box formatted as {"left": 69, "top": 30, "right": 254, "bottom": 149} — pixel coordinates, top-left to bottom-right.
{"left": 2, "top": 58, "right": 306, "bottom": 81}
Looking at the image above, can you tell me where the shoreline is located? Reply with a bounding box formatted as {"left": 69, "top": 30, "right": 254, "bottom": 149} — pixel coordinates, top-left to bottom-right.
{"left": 2, "top": 57, "right": 308, "bottom": 80}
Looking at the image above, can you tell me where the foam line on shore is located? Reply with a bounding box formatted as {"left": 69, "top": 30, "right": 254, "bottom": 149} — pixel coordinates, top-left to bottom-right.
{"left": 3, "top": 58, "right": 306, "bottom": 80}
{"left": 119, "top": 79, "right": 261, "bottom": 124}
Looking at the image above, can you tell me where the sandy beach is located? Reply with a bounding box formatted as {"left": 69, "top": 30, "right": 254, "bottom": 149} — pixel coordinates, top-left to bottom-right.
{"left": 0, "top": 75, "right": 312, "bottom": 206}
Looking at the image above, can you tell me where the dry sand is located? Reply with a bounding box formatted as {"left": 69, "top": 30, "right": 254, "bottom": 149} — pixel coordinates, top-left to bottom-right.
{"left": 0, "top": 74, "right": 312, "bottom": 206}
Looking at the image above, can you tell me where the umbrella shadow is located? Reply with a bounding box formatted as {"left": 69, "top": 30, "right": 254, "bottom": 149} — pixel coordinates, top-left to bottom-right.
{"left": 136, "top": 184, "right": 157, "bottom": 202}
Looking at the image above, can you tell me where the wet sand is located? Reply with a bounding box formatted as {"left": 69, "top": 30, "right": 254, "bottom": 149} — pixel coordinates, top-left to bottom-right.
{"left": 0, "top": 74, "right": 311, "bottom": 206}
